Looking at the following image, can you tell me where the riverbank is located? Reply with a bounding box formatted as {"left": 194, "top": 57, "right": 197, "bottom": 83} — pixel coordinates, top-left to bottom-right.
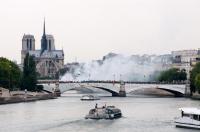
{"left": 191, "top": 92, "right": 200, "bottom": 100}
{"left": 0, "top": 91, "right": 57, "bottom": 105}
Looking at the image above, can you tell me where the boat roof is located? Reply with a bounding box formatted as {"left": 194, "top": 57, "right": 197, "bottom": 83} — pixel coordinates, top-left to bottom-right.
{"left": 179, "top": 107, "right": 200, "bottom": 115}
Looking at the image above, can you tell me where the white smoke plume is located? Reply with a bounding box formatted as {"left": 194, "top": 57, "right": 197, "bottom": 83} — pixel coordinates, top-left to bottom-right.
{"left": 61, "top": 53, "right": 171, "bottom": 82}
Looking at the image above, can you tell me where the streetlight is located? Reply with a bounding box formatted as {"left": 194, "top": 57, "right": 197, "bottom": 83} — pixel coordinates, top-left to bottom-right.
{"left": 58, "top": 69, "right": 60, "bottom": 81}
{"left": 120, "top": 74, "right": 122, "bottom": 81}
{"left": 9, "top": 65, "right": 11, "bottom": 91}
{"left": 113, "top": 74, "right": 115, "bottom": 85}
{"left": 88, "top": 74, "right": 91, "bottom": 81}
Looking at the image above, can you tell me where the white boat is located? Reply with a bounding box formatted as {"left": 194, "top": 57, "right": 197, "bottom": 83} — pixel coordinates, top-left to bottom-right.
{"left": 80, "top": 95, "right": 100, "bottom": 101}
{"left": 174, "top": 107, "right": 200, "bottom": 129}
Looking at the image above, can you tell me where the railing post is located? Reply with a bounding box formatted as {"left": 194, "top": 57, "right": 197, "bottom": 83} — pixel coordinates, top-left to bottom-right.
{"left": 185, "top": 82, "right": 191, "bottom": 97}
{"left": 54, "top": 81, "right": 61, "bottom": 97}
{"left": 119, "top": 81, "right": 126, "bottom": 97}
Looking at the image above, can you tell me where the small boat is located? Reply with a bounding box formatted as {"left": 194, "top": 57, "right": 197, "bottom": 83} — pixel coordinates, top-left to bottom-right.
{"left": 54, "top": 88, "right": 61, "bottom": 97}
{"left": 174, "top": 107, "right": 200, "bottom": 129}
{"left": 85, "top": 105, "right": 122, "bottom": 119}
{"left": 81, "top": 95, "right": 100, "bottom": 101}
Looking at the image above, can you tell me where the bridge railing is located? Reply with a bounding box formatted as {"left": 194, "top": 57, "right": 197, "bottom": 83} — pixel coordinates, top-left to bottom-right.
{"left": 38, "top": 80, "right": 187, "bottom": 85}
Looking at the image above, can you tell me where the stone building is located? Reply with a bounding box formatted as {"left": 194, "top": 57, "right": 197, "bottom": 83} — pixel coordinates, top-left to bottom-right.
{"left": 21, "top": 21, "right": 64, "bottom": 78}
{"left": 171, "top": 49, "right": 200, "bottom": 78}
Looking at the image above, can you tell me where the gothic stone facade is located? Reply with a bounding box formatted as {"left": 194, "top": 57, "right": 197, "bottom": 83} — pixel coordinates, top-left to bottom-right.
{"left": 21, "top": 22, "right": 64, "bottom": 78}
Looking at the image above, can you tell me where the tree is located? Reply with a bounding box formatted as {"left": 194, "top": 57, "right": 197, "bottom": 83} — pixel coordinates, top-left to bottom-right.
{"left": 195, "top": 73, "right": 200, "bottom": 93}
{"left": 0, "top": 57, "right": 22, "bottom": 90}
{"left": 21, "top": 53, "right": 37, "bottom": 91}
{"left": 190, "top": 62, "right": 200, "bottom": 93}
{"left": 158, "top": 68, "right": 187, "bottom": 82}
{"left": 55, "top": 68, "right": 67, "bottom": 80}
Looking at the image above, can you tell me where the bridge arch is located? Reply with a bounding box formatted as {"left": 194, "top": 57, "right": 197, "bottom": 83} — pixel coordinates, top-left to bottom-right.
{"left": 156, "top": 87, "right": 184, "bottom": 97}
{"left": 56, "top": 84, "right": 119, "bottom": 96}
{"left": 91, "top": 86, "right": 119, "bottom": 96}
{"left": 64, "top": 87, "right": 94, "bottom": 93}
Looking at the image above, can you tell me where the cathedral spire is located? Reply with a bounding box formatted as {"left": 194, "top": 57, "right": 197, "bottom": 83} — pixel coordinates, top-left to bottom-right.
{"left": 43, "top": 18, "right": 46, "bottom": 36}
{"left": 41, "top": 18, "right": 47, "bottom": 55}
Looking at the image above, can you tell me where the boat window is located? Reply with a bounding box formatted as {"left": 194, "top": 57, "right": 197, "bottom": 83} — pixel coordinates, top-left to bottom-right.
{"left": 89, "top": 109, "right": 95, "bottom": 114}
{"left": 193, "top": 114, "right": 199, "bottom": 121}
{"left": 108, "top": 110, "right": 112, "bottom": 114}
{"left": 182, "top": 113, "right": 190, "bottom": 117}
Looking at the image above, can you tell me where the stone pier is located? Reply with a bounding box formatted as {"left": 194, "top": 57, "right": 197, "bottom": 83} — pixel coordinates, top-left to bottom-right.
{"left": 118, "top": 81, "right": 126, "bottom": 97}
{"left": 184, "top": 83, "right": 191, "bottom": 97}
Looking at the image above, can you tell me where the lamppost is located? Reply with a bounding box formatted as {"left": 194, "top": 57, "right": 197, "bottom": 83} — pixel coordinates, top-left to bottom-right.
{"left": 120, "top": 74, "right": 122, "bottom": 82}
{"left": 144, "top": 75, "right": 146, "bottom": 82}
{"left": 58, "top": 69, "right": 60, "bottom": 81}
{"left": 113, "top": 74, "right": 115, "bottom": 85}
{"left": 88, "top": 74, "right": 91, "bottom": 81}
{"left": 9, "top": 65, "right": 11, "bottom": 91}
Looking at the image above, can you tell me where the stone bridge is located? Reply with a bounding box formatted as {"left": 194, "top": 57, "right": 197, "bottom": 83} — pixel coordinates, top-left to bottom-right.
{"left": 41, "top": 81, "right": 188, "bottom": 97}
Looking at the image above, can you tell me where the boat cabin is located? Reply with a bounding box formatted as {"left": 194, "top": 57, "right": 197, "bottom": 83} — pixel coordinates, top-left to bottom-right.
{"left": 179, "top": 108, "right": 200, "bottom": 121}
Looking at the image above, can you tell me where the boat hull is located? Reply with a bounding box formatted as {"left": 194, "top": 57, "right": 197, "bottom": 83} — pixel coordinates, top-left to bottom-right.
{"left": 175, "top": 122, "right": 200, "bottom": 129}
{"left": 80, "top": 95, "right": 100, "bottom": 101}
{"left": 175, "top": 117, "right": 200, "bottom": 130}
{"left": 80, "top": 98, "right": 100, "bottom": 101}
{"left": 85, "top": 113, "right": 122, "bottom": 120}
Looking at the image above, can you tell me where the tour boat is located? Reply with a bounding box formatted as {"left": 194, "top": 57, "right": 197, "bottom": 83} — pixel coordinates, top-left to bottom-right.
{"left": 174, "top": 107, "right": 200, "bottom": 129}
{"left": 80, "top": 95, "right": 100, "bottom": 101}
{"left": 85, "top": 105, "right": 122, "bottom": 119}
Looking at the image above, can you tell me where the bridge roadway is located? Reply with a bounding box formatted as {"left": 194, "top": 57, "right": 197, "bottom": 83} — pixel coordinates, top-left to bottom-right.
{"left": 40, "top": 81, "right": 187, "bottom": 97}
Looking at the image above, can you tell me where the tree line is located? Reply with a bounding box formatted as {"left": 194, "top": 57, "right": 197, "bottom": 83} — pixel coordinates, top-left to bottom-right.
{"left": 190, "top": 62, "right": 200, "bottom": 94}
{"left": 0, "top": 54, "right": 38, "bottom": 91}
{"left": 158, "top": 63, "right": 200, "bottom": 94}
{"left": 158, "top": 68, "right": 187, "bottom": 83}
{"left": 0, "top": 57, "right": 21, "bottom": 90}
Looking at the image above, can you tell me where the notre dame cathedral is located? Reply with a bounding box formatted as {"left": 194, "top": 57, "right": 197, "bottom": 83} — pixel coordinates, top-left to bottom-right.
{"left": 21, "top": 21, "right": 64, "bottom": 78}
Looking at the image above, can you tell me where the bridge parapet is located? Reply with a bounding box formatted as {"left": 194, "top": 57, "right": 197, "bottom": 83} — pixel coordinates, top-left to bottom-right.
{"left": 38, "top": 80, "right": 186, "bottom": 85}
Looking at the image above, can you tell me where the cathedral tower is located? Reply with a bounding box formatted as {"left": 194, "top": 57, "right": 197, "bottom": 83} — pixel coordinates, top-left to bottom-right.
{"left": 21, "top": 34, "right": 35, "bottom": 64}
{"left": 46, "top": 35, "right": 55, "bottom": 51}
{"left": 22, "top": 34, "right": 35, "bottom": 51}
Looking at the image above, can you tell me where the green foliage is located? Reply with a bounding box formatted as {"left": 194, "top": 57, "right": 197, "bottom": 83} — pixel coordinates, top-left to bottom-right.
{"left": 0, "top": 57, "right": 22, "bottom": 90}
{"left": 55, "top": 68, "right": 67, "bottom": 79}
{"left": 36, "top": 85, "right": 44, "bottom": 92}
{"left": 21, "top": 54, "right": 37, "bottom": 91}
{"left": 190, "top": 62, "right": 200, "bottom": 93}
{"left": 195, "top": 73, "right": 200, "bottom": 93}
{"left": 158, "top": 68, "right": 187, "bottom": 82}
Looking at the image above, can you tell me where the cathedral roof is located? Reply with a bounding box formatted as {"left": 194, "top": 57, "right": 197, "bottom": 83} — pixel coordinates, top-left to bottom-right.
{"left": 29, "top": 50, "right": 64, "bottom": 59}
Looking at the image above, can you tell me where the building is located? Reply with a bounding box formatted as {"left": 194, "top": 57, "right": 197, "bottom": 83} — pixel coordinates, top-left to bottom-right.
{"left": 21, "top": 21, "right": 64, "bottom": 78}
{"left": 171, "top": 49, "right": 200, "bottom": 78}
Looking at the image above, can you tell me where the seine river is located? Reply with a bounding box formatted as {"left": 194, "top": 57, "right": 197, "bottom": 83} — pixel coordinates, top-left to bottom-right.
{"left": 0, "top": 93, "right": 199, "bottom": 132}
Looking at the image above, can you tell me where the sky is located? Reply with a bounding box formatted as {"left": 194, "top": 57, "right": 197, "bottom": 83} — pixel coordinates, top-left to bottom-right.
{"left": 1, "top": 0, "right": 200, "bottom": 63}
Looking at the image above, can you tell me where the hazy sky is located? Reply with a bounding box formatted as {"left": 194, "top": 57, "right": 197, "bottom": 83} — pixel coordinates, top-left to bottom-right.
{"left": 1, "top": 0, "right": 200, "bottom": 63}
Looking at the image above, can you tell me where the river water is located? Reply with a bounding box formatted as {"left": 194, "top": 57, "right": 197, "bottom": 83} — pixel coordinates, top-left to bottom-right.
{"left": 0, "top": 93, "right": 200, "bottom": 132}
